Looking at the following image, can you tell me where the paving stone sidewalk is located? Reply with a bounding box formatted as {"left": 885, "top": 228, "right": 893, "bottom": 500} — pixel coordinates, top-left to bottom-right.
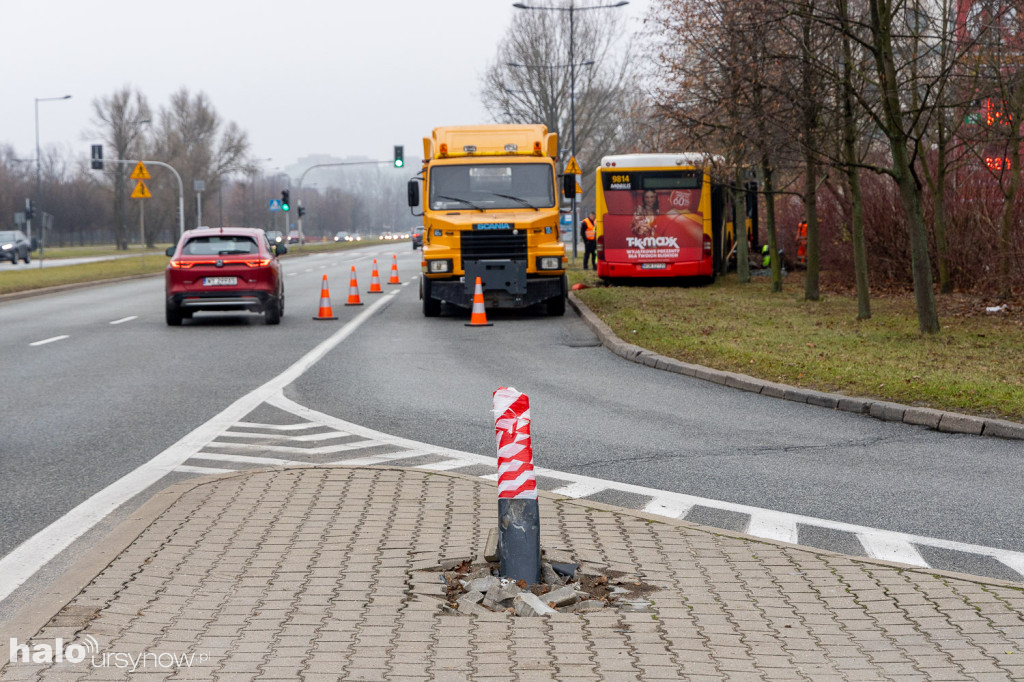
{"left": 3, "top": 466, "right": 1024, "bottom": 681}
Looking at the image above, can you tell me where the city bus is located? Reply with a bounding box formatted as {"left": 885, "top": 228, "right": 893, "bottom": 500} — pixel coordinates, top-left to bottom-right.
{"left": 594, "top": 153, "right": 740, "bottom": 281}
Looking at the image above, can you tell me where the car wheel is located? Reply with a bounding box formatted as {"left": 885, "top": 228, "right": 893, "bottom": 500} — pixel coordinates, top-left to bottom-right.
{"left": 23, "top": 251, "right": 30, "bottom": 264}
{"left": 422, "top": 277, "right": 440, "bottom": 317}
{"left": 8, "top": 254, "right": 15, "bottom": 264}
{"left": 166, "top": 303, "right": 183, "bottom": 326}
{"left": 265, "top": 297, "right": 281, "bottom": 325}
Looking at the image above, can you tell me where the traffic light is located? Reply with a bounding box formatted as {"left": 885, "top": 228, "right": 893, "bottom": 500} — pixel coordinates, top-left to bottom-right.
{"left": 394, "top": 145, "right": 404, "bottom": 168}
{"left": 297, "top": 206, "right": 306, "bottom": 218}
{"left": 24, "top": 198, "right": 35, "bottom": 221}
{"left": 90, "top": 144, "right": 103, "bottom": 170}
{"left": 281, "top": 190, "right": 290, "bottom": 212}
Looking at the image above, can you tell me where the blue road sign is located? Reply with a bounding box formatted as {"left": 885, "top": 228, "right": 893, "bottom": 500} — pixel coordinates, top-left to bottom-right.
{"left": 268, "top": 199, "right": 281, "bottom": 211}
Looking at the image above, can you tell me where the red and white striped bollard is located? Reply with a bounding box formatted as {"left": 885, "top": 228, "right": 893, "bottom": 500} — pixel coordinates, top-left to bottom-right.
{"left": 493, "top": 386, "right": 541, "bottom": 583}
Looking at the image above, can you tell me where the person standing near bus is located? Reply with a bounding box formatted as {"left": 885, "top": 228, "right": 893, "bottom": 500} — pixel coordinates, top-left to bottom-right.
{"left": 580, "top": 211, "right": 597, "bottom": 270}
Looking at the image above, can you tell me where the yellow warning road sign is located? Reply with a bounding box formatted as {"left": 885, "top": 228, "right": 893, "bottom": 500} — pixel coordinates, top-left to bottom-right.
{"left": 131, "top": 180, "right": 152, "bottom": 199}
{"left": 576, "top": 182, "right": 584, "bottom": 194}
{"left": 130, "top": 161, "right": 151, "bottom": 180}
{"left": 565, "top": 156, "right": 582, "bottom": 175}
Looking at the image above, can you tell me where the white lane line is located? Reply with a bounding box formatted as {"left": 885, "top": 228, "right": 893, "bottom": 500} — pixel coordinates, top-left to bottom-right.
{"left": 174, "top": 465, "right": 237, "bottom": 475}
{"left": 643, "top": 498, "right": 694, "bottom": 520}
{"left": 0, "top": 291, "right": 398, "bottom": 604}
{"left": 190, "top": 453, "right": 304, "bottom": 467}
{"left": 29, "top": 335, "right": 69, "bottom": 347}
{"left": 235, "top": 421, "right": 324, "bottom": 431}
{"left": 416, "top": 459, "right": 476, "bottom": 471}
{"left": 109, "top": 316, "right": 138, "bottom": 325}
{"left": 201, "top": 440, "right": 375, "bottom": 455}
{"left": 548, "top": 482, "right": 607, "bottom": 498}
{"left": 858, "top": 533, "right": 928, "bottom": 567}
{"left": 747, "top": 512, "right": 800, "bottom": 544}
{"left": 217, "top": 430, "right": 356, "bottom": 443}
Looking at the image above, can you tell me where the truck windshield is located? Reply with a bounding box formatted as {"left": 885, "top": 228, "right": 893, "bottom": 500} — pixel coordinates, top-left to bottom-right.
{"left": 429, "top": 163, "right": 554, "bottom": 211}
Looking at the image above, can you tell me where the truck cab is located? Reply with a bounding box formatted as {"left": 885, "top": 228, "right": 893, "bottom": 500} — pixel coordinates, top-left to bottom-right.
{"left": 408, "top": 125, "right": 568, "bottom": 317}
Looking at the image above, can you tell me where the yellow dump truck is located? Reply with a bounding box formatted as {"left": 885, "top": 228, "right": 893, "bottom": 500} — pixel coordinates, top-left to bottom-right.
{"left": 407, "top": 125, "right": 568, "bottom": 317}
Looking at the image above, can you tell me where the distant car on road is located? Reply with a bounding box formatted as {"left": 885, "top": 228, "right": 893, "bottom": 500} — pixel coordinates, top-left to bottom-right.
{"left": 287, "top": 230, "right": 305, "bottom": 244}
{"left": 411, "top": 227, "right": 423, "bottom": 250}
{"left": 380, "top": 232, "right": 394, "bottom": 241}
{"left": 0, "top": 230, "right": 32, "bottom": 264}
{"left": 164, "top": 227, "right": 287, "bottom": 326}
{"left": 334, "top": 231, "right": 350, "bottom": 242}
{"left": 265, "top": 230, "right": 285, "bottom": 246}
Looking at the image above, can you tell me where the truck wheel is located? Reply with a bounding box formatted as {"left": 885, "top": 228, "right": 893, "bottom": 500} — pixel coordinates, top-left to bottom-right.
{"left": 422, "top": 277, "right": 440, "bottom": 317}
{"left": 546, "top": 276, "right": 567, "bottom": 316}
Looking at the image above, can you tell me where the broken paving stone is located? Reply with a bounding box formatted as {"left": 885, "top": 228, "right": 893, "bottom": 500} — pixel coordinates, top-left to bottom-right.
{"left": 609, "top": 586, "right": 630, "bottom": 599}
{"left": 463, "top": 576, "right": 500, "bottom": 594}
{"left": 574, "top": 600, "right": 607, "bottom": 613}
{"left": 485, "top": 580, "right": 524, "bottom": 605}
{"left": 551, "top": 562, "right": 578, "bottom": 578}
{"left": 458, "top": 599, "right": 492, "bottom": 616}
{"left": 484, "top": 528, "right": 499, "bottom": 562}
{"left": 542, "top": 564, "right": 562, "bottom": 586}
{"left": 618, "top": 601, "right": 653, "bottom": 613}
{"left": 460, "top": 590, "right": 484, "bottom": 605}
{"left": 514, "top": 592, "right": 559, "bottom": 617}
{"left": 464, "top": 567, "right": 494, "bottom": 582}
{"left": 439, "top": 556, "right": 475, "bottom": 571}
{"left": 543, "top": 548, "right": 576, "bottom": 564}
{"left": 543, "top": 586, "right": 580, "bottom": 608}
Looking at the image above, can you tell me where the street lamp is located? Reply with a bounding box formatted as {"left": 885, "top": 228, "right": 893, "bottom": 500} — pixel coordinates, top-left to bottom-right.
{"left": 34, "top": 94, "right": 72, "bottom": 248}
{"left": 511, "top": 1, "right": 627, "bottom": 259}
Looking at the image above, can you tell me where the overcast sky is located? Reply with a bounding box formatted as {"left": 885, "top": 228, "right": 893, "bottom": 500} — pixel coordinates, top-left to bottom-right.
{"left": 2, "top": 0, "right": 650, "bottom": 174}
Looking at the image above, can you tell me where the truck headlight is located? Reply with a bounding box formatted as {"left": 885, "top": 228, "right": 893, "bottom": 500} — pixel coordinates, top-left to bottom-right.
{"left": 537, "top": 256, "right": 562, "bottom": 270}
{"left": 428, "top": 259, "right": 452, "bottom": 273}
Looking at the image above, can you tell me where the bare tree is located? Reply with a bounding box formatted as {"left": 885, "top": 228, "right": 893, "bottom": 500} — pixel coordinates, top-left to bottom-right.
{"left": 90, "top": 86, "right": 152, "bottom": 249}
{"left": 481, "top": 5, "right": 636, "bottom": 195}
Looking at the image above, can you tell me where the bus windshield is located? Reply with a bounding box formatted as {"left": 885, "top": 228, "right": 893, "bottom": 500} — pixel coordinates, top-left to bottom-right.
{"left": 429, "top": 163, "right": 554, "bottom": 211}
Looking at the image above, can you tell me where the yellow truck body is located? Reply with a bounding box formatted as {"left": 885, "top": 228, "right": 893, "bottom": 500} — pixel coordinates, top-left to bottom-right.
{"left": 410, "top": 124, "right": 567, "bottom": 316}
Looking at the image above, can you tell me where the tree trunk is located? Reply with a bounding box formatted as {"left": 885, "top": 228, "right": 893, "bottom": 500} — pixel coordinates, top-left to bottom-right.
{"left": 734, "top": 166, "right": 750, "bottom": 283}
{"left": 762, "top": 156, "right": 782, "bottom": 293}
{"left": 870, "top": 0, "right": 939, "bottom": 333}
{"left": 803, "top": 149, "right": 820, "bottom": 301}
{"left": 839, "top": 9, "right": 871, "bottom": 319}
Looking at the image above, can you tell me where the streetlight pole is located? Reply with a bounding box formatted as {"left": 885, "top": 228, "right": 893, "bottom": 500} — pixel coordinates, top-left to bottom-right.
{"left": 34, "top": 94, "right": 72, "bottom": 251}
{"left": 511, "top": 1, "right": 627, "bottom": 261}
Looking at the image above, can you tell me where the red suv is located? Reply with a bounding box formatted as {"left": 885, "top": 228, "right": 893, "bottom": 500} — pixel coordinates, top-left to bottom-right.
{"left": 165, "top": 227, "right": 287, "bottom": 326}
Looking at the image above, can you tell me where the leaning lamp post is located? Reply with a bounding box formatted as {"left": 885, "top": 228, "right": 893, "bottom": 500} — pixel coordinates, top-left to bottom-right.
{"left": 511, "top": 2, "right": 627, "bottom": 259}
{"left": 34, "top": 94, "right": 72, "bottom": 246}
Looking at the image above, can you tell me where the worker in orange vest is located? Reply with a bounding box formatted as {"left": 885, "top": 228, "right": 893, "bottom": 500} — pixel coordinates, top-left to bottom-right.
{"left": 580, "top": 211, "right": 597, "bottom": 270}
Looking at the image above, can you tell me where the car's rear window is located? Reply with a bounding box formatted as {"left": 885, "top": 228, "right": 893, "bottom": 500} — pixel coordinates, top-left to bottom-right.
{"left": 182, "top": 236, "right": 259, "bottom": 256}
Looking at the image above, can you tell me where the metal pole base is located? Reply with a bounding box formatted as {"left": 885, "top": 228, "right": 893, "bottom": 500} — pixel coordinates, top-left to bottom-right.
{"left": 498, "top": 498, "right": 541, "bottom": 584}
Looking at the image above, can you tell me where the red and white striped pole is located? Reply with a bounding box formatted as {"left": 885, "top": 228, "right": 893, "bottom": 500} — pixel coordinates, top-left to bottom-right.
{"left": 493, "top": 386, "right": 541, "bottom": 583}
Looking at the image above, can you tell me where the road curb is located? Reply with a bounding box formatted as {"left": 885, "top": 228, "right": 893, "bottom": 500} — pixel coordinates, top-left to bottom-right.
{"left": 568, "top": 291, "right": 1024, "bottom": 441}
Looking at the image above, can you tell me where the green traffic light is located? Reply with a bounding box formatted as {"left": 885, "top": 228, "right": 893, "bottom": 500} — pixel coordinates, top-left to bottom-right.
{"left": 394, "top": 159, "right": 404, "bottom": 168}
{"left": 282, "top": 203, "right": 290, "bottom": 212}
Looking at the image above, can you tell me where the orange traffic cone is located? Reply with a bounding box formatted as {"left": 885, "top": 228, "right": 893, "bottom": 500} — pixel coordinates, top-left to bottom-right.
{"left": 367, "top": 259, "right": 383, "bottom": 294}
{"left": 345, "top": 266, "right": 364, "bottom": 306}
{"left": 387, "top": 255, "right": 401, "bottom": 285}
{"left": 465, "top": 276, "right": 492, "bottom": 327}
{"left": 313, "top": 274, "right": 338, "bottom": 320}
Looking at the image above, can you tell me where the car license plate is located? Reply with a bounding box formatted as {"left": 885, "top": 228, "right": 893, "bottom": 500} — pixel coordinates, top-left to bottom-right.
{"left": 203, "top": 277, "right": 237, "bottom": 286}
{"left": 641, "top": 263, "right": 667, "bottom": 270}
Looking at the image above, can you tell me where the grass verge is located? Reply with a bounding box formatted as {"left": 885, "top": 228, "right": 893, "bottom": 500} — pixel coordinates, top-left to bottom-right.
{"left": 569, "top": 265, "right": 1023, "bottom": 422}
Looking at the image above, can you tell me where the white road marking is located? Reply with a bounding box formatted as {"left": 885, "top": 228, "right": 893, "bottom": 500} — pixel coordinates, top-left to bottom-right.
{"left": 109, "top": 316, "right": 138, "bottom": 325}
{"left": 747, "top": 512, "right": 800, "bottom": 544}
{"left": 643, "top": 498, "right": 694, "bottom": 520}
{"left": 189, "top": 452, "right": 305, "bottom": 467}
{"left": 0, "top": 292, "right": 398, "bottom": 603}
{"left": 858, "top": 533, "right": 928, "bottom": 567}
{"left": 549, "top": 481, "right": 607, "bottom": 498}
{"left": 416, "top": 459, "right": 476, "bottom": 471}
{"left": 235, "top": 421, "right": 325, "bottom": 431}
{"left": 29, "top": 335, "right": 69, "bottom": 347}
{"left": 174, "top": 465, "right": 236, "bottom": 475}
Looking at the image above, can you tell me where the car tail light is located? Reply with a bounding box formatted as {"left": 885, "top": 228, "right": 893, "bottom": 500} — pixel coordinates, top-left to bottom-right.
{"left": 168, "top": 259, "right": 193, "bottom": 269}
{"left": 242, "top": 259, "right": 271, "bottom": 267}
{"left": 596, "top": 235, "right": 604, "bottom": 256}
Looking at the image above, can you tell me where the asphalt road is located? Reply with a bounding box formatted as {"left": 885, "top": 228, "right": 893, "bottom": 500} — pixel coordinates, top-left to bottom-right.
{"left": 2, "top": 245, "right": 1023, "bottom": 620}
